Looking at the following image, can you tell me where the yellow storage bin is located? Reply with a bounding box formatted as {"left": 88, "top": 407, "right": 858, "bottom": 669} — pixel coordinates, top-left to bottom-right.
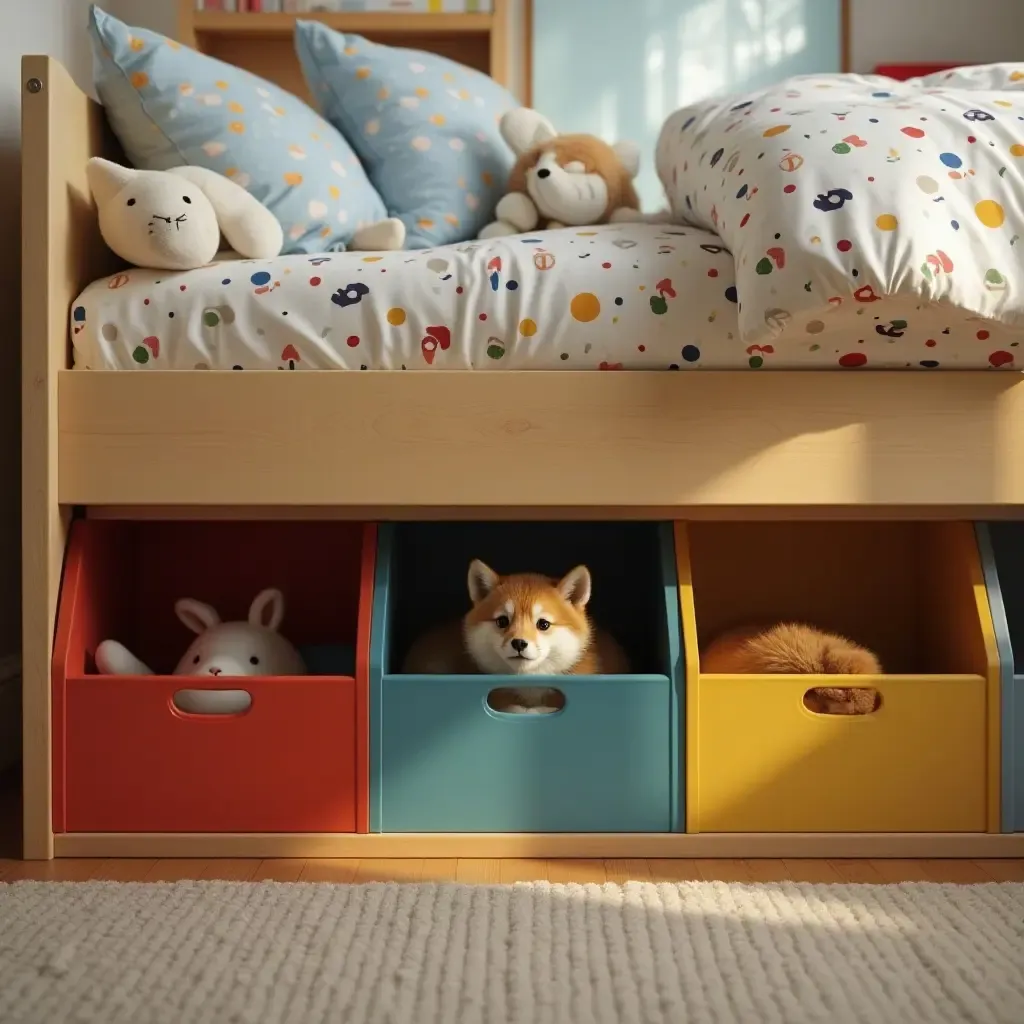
{"left": 676, "top": 521, "right": 1000, "bottom": 834}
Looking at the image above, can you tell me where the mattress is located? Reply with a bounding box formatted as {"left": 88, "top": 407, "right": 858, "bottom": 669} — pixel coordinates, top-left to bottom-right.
{"left": 71, "top": 223, "right": 1022, "bottom": 371}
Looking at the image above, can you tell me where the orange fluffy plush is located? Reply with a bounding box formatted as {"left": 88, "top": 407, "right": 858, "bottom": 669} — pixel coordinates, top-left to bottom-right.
{"left": 479, "top": 109, "right": 641, "bottom": 238}
{"left": 702, "top": 622, "right": 883, "bottom": 715}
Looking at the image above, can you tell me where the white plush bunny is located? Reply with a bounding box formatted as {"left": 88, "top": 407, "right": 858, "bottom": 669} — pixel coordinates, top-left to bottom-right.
{"left": 95, "top": 588, "right": 306, "bottom": 715}
{"left": 86, "top": 157, "right": 284, "bottom": 271}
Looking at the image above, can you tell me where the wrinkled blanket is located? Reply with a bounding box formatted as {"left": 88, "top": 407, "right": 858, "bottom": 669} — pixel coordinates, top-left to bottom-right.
{"left": 656, "top": 63, "right": 1024, "bottom": 350}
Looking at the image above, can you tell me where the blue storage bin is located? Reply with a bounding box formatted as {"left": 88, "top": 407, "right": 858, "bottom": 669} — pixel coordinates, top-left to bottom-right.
{"left": 977, "top": 523, "right": 1024, "bottom": 832}
{"left": 369, "top": 521, "right": 685, "bottom": 833}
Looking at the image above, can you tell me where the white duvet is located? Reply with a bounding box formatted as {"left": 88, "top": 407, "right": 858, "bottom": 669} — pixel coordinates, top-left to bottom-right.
{"left": 656, "top": 62, "right": 1024, "bottom": 359}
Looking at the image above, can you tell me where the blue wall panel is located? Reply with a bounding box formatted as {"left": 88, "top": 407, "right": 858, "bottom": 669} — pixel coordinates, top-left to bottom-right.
{"left": 532, "top": 0, "right": 844, "bottom": 208}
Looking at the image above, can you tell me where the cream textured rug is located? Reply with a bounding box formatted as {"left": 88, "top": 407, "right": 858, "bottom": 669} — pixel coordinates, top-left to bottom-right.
{"left": 1, "top": 880, "right": 1023, "bottom": 1024}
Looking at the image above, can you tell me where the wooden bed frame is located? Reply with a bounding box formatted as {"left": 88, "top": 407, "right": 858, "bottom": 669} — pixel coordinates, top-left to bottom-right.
{"left": 20, "top": 7, "right": 1024, "bottom": 860}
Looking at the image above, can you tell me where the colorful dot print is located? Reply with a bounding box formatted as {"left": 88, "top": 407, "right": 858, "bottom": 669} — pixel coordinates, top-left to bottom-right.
{"left": 71, "top": 223, "right": 1020, "bottom": 372}
{"left": 655, "top": 62, "right": 1024, "bottom": 355}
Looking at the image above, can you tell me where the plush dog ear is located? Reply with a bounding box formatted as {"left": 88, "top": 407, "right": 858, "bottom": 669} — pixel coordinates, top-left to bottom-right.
{"left": 612, "top": 141, "right": 641, "bottom": 179}
{"left": 500, "top": 108, "right": 558, "bottom": 156}
{"left": 86, "top": 157, "right": 138, "bottom": 208}
{"left": 166, "top": 164, "right": 283, "bottom": 260}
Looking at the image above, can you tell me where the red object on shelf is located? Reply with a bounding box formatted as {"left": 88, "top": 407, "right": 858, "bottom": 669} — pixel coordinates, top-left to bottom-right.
{"left": 874, "top": 63, "right": 960, "bottom": 81}
{"left": 52, "top": 519, "right": 376, "bottom": 834}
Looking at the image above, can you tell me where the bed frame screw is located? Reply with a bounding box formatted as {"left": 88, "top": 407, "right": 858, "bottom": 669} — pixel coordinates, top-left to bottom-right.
{"left": 26, "top": 78, "right": 42, "bottom": 94}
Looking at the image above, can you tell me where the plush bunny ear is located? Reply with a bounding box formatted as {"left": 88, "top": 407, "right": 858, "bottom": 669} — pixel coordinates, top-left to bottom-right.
{"left": 249, "top": 588, "right": 285, "bottom": 631}
{"left": 468, "top": 559, "right": 500, "bottom": 603}
{"left": 95, "top": 639, "right": 153, "bottom": 676}
{"left": 166, "top": 164, "right": 283, "bottom": 260}
{"left": 556, "top": 565, "right": 592, "bottom": 609}
{"left": 175, "top": 598, "right": 221, "bottom": 635}
{"left": 86, "top": 157, "right": 138, "bottom": 208}
{"left": 612, "top": 141, "right": 641, "bottom": 180}
{"left": 500, "top": 108, "right": 558, "bottom": 156}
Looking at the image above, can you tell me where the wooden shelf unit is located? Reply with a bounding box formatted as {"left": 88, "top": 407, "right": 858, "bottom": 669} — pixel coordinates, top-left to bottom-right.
{"left": 189, "top": 11, "right": 494, "bottom": 37}
{"left": 177, "top": 0, "right": 522, "bottom": 102}
{"left": 18, "top": 15, "right": 1022, "bottom": 861}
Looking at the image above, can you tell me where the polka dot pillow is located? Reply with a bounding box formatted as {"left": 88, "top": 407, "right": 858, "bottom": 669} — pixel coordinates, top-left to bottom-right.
{"left": 295, "top": 20, "right": 517, "bottom": 249}
{"left": 88, "top": 5, "right": 388, "bottom": 255}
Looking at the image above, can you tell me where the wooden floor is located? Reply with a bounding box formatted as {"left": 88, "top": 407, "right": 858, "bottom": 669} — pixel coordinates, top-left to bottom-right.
{"left": 2, "top": 771, "right": 1022, "bottom": 884}
{"left": 3, "top": 856, "right": 1024, "bottom": 884}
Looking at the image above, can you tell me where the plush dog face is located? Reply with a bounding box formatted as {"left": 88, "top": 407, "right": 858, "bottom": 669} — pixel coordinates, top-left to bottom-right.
{"left": 508, "top": 134, "right": 640, "bottom": 226}
{"left": 462, "top": 560, "right": 593, "bottom": 675}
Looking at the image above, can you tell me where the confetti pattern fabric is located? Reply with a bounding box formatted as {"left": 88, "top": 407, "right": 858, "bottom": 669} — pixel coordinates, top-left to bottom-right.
{"left": 656, "top": 64, "right": 1024, "bottom": 361}
{"left": 70, "top": 223, "right": 1023, "bottom": 371}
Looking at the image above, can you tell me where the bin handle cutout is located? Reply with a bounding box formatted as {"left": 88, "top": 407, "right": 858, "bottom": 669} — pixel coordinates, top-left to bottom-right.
{"left": 172, "top": 689, "right": 253, "bottom": 716}
{"left": 485, "top": 686, "right": 566, "bottom": 717}
{"left": 803, "top": 686, "right": 881, "bottom": 716}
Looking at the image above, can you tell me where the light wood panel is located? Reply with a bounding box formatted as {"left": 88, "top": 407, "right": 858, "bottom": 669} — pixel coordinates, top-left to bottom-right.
{"left": 4, "top": 857, "right": 1020, "bottom": 884}
{"left": 58, "top": 371, "right": 1024, "bottom": 509}
{"left": 81, "top": 505, "right": 1024, "bottom": 522}
{"left": 50, "top": 831, "right": 1024, "bottom": 860}
{"left": 192, "top": 11, "right": 493, "bottom": 35}
{"left": 20, "top": 57, "right": 126, "bottom": 860}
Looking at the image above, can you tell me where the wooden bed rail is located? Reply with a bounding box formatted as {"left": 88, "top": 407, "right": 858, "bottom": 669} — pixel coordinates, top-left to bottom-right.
{"left": 59, "top": 369, "right": 1024, "bottom": 511}
{"left": 21, "top": 55, "right": 125, "bottom": 858}
{"left": 20, "top": 52, "right": 1024, "bottom": 860}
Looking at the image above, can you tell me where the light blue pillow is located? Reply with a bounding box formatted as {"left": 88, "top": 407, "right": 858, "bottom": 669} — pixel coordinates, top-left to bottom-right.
{"left": 88, "top": 5, "right": 388, "bottom": 254}
{"left": 295, "top": 21, "right": 517, "bottom": 249}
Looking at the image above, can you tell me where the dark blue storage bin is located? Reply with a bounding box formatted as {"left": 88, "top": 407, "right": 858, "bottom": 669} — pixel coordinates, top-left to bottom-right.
{"left": 977, "top": 523, "right": 1024, "bottom": 832}
{"left": 369, "top": 521, "right": 685, "bottom": 833}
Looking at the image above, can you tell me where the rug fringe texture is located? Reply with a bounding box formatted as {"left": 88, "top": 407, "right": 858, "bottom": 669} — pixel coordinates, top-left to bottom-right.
{"left": 1, "top": 879, "right": 1023, "bottom": 1024}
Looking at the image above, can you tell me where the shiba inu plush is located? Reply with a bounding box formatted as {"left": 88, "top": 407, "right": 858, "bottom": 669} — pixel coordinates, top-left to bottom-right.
{"left": 402, "top": 559, "right": 628, "bottom": 713}
{"left": 478, "top": 108, "right": 641, "bottom": 238}
{"left": 701, "top": 622, "right": 882, "bottom": 715}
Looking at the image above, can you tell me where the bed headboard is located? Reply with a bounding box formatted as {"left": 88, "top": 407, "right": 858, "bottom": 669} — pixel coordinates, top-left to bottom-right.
{"left": 177, "top": 0, "right": 530, "bottom": 105}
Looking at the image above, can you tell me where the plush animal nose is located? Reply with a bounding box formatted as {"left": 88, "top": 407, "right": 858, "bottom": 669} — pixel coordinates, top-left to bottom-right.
{"left": 510, "top": 638, "right": 528, "bottom": 653}
{"left": 536, "top": 168, "right": 551, "bottom": 179}
{"left": 208, "top": 667, "right": 222, "bottom": 676}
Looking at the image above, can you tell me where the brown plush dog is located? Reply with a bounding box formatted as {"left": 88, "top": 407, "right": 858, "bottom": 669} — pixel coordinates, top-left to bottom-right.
{"left": 701, "top": 622, "right": 882, "bottom": 715}
{"left": 479, "top": 109, "right": 641, "bottom": 238}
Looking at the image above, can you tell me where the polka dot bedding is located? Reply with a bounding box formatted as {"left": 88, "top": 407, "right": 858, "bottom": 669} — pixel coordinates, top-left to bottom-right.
{"left": 71, "top": 222, "right": 1021, "bottom": 371}
{"left": 657, "top": 62, "right": 1024, "bottom": 366}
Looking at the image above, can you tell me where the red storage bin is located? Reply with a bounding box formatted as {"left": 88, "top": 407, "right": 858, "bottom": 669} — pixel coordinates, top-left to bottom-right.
{"left": 874, "top": 63, "right": 959, "bottom": 81}
{"left": 52, "top": 519, "right": 376, "bottom": 834}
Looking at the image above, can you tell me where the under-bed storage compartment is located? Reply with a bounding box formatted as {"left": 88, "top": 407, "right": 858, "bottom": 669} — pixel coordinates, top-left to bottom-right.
{"left": 678, "top": 521, "right": 997, "bottom": 834}
{"left": 369, "top": 522, "right": 684, "bottom": 833}
{"left": 52, "top": 519, "right": 376, "bottom": 833}
{"left": 977, "top": 522, "right": 1024, "bottom": 832}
